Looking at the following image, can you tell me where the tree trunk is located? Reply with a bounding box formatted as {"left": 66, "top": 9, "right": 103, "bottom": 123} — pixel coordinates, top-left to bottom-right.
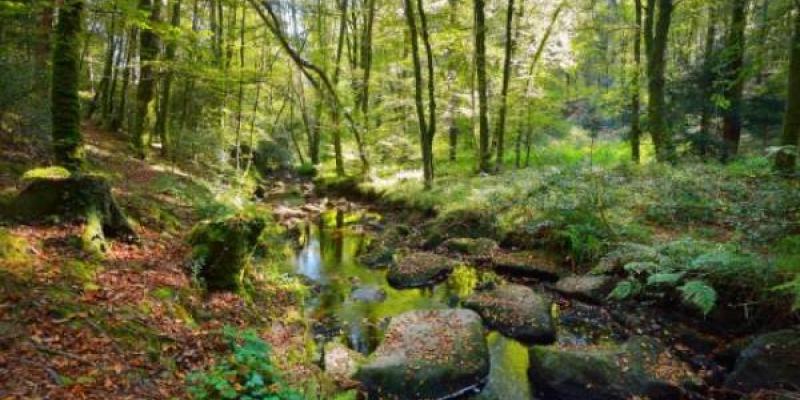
{"left": 417, "top": 0, "right": 436, "bottom": 187}
{"left": 154, "top": 0, "right": 181, "bottom": 158}
{"left": 644, "top": 0, "right": 674, "bottom": 162}
{"left": 494, "top": 0, "right": 515, "bottom": 170}
{"left": 403, "top": 0, "right": 432, "bottom": 188}
{"left": 89, "top": 3, "right": 117, "bottom": 120}
{"left": 52, "top": 0, "right": 84, "bottom": 170}
{"left": 721, "top": 0, "right": 748, "bottom": 161}
{"left": 698, "top": 4, "right": 717, "bottom": 156}
{"left": 475, "top": 0, "right": 490, "bottom": 173}
{"left": 112, "top": 28, "right": 136, "bottom": 133}
{"left": 132, "top": 0, "right": 162, "bottom": 159}
{"left": 775, "top": 3, "right": 800, "bottom": 174}
{"left": 630, "top": 0, "right": 642, "bottom": 163}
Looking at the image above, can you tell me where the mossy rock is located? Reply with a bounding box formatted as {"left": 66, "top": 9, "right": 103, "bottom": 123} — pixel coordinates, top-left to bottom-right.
{"left": 724, "top": 328, "right": 800, "bottom": 393}
{"left": 440, "top": 237, "right": 499, "bottom": 259}
{"left": 529, "top": 336, "right": 700, "bottom": 400}
{"left": 464, "top": 284, "right": 555, "bottom": 344}
{"left": 188, "top": 214, "right": 268, "bottom": 291}
{"left": 423, "top": 209, "right": 500, "bottom": 248}
{"left": 355, "top": 309, "right": 489, "bottom": 399}
{"left": 387, "top": 252, "right": 457, "bottom": 288}
{"left": 491, "top": 251, "right": 563, "bottom": 281}
{"left": 554, "top": 275, "right": 617, "bottom": 304}
{"left": 357, "top": 245, "right": 395, "bottom": 269}
{"left": 10, "top": 171, "right": 137, "bottom": 243}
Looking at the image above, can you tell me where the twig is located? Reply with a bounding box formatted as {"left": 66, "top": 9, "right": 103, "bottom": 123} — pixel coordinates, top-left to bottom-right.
{"left": 30, "top": 341, "right": 93, "bottom": 366}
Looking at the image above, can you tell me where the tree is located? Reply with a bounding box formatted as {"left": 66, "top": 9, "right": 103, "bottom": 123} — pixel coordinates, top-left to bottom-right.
{"left": 51, "top": 0, "right": 84, "bottom": 170}
{"left": 775, "top": 1, "right": 800, "bottom": 174}
{"left": 132, "top": 0, "right": 162, "bottom": 159}
{"left": 495, "top": 0, "right": 516, "bottom": 170}
{"left": 475, "top": 0, "right": 490, "bottom": 173}
{"left": 154, "top": 0, "right": 182, "bottom": 158}
{"left": 403, "top": 0, "right": 436, "bottom": 188}
{"left": 630, "top": 0, "right": 643, "bottom": 163}
{"left": 721, "top": 0, "right": 748, "bottom": 160}
{"left": 644, "top": 0, "right": 675, "bottom": 162}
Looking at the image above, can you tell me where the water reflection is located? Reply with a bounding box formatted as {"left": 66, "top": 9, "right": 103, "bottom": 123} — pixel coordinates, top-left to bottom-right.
{"left": 291, "top": 209, "right": 531, "bottom": 398}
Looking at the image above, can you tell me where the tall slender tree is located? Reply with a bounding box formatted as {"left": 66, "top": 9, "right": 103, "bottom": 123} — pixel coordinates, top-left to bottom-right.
{"left": 630, "top": 0, "right": 642, "bottom": 163}
{"left": 644, "top": 0, "right": 675, "bottom": 162}
{"left": 475, "top": 0, "right": 490, "bottom": 173}
{"left": 132, "top": 0, "right": 162, "bottom": 159}
{"left": 721, "top": 0, "right": 748, "bottom": 160}
{"left": 495, "top": 0, "right": 516, "bottom": 170}
{"left": 775, "top": 1, "right": 800, "bottom": 174}
{"left": 52, "top": 0, "right": 84, "bottom": 170}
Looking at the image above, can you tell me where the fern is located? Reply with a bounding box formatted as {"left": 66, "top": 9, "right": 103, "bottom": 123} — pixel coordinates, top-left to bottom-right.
{"left": 608, "top": 280, "right": 641, "bottom": 300}
{"left": 679, "top": 280, "right": 717, "bottom": 315}
{"left": 646, "top": 272, "right": 685, "bottom": 286}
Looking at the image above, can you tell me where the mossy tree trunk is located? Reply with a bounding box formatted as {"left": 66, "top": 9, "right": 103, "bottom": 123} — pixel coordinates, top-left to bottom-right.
{"left": 721, "top": 0, "right": 748, "bottom": 161}
{"left": 776, "top": 3, "right": 800, "bottom": 174}
{"left": 51, "top": 0, "right": 84, "bottom": 171}
{"left": 475, "top": 0, "right": 490, "bottom": 173}
{"left": 630, "top": 0, "right": 642, "bottom": 163}
{"left": 132, "top": 0, "right": 162, "bottom": 159}
{"left": 644, "top": 0, "right": 675, "bottom": 163}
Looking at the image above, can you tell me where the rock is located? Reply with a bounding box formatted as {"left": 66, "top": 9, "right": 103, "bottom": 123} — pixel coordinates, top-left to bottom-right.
{"left": 422, "top": 209, "right": 500, "bottom": 248}
{"left": 350, "top": 285, "right": 387, "bottom": 303}
{"left": 724, "top": 328, "right": 800, "bottom": 393}
{"left": 502, "top": 220, "right": 559, "bottom": 250}
{"left": 491, "top": 251, "right": 562, "bottom": 281}
{"left": 440, "top": 237, "right": 499, "bottom": 259}
{"left": 357, "top": 245, "right": 395, "bottom": 269}
{"left": 464, "top": 284, "right": 555, "bottom": 344}
{"left": 188, "top": 215, "right": 268, "bottom": 291}
{"left": 355, "top": 309, "right": 490, "bottom": 399}
{"left": 387, "top": 252, "right": 456, "bottom": 288}
{"left": 554, "top": 275, "right": 617, "bottom": 303}
{"left": 529, "top": 336, "right": 700, "bottom": 400}
{"left": 324, "top": 342, "right": 364, "bottom": 388}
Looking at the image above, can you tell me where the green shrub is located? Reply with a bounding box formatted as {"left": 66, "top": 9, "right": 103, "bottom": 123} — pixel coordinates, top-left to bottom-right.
{"left": 187, "top": 326, "right": 302, "bottom": 400}
{"left": 607, "top": 238, "right": 781, "bottom": 315}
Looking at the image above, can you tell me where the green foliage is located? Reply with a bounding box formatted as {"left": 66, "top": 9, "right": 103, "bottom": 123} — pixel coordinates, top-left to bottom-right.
{"left": 0, "top": 228, "right": 29, "bottom": 264}
{"left": 607, "top": 238, "right": 781, "bottom": 315}
{"left": 187, "top": 326, "right": 302, "bottom": 400}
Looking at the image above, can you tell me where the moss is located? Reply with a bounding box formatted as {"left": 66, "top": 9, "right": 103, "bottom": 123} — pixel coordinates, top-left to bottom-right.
{"left": 51, "top": 0, "right": 85, "bottom": 170}
{"left": 0, "top": 228, "right": 30, "bottom": 264}
{"left": 189, "top": 214, "right": 269, "bottom": 291}
{"left": 21, "top": 166, "right": 72, "bottom": 182}
{"left": 64, "top": 260, "right": 102, "bottom": 284}
{"left": 150, "top": 286, "right": 175, "bottom": 300}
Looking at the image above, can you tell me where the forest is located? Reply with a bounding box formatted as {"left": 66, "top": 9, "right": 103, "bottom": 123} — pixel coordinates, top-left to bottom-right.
{"left": 1, "top": 0, "right": 799, "bottom": 398}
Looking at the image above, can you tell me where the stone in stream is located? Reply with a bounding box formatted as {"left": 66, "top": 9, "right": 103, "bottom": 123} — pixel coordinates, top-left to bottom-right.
{"left": 357, "top": 245, "right": 395, "bottom": 269}
{"left": 387, "top": 252, "right": 457, "bottom": 288}
{"left": 464, "top": 284, "right": 555, "bottom": 344}
{"left": 723, "top": 328, "right": 800, "bottom": 393}
{"left": 529, "top": 336, "right": 701, "bottom": 400}
{"left": 440, "top": 237, "right": 499, "bottom": 259}
{"left": 324, "top": 342, "right": 365, "bottom": 389}
{"left": 355, "top": 309, "right": 490, "bottom": 399}
{"left": 554, "top": 274, "right": 617, "bottom": 304}
{"left": 491, "top": 251, "right": 562, "bottom": 281}
{"left": 349, "top": 285, "right": 387, "bottom": 303}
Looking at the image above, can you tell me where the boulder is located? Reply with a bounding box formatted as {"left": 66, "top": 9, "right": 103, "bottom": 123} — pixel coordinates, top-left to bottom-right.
{"left": 357, "top": 245, "right": 395, "bottom": 269}
{"left": 188, "top": 215, "right": 268, "bottom": 291}
{"left": 502, "top": 220, "right": 559, "bottom": 250}
{"left": 554, "top": 275, "right": 617, "bottom": 303}
{"left": 491, "top": 251, "right": 562, "bottom": 281}
{"left": 350, "top": 285, "right": 387, "bottom": 303}
{"left": 387, "top": 252, "right": 456, "bottom": 288}
{"left": 355, "top": 309, "right": 489, "bottom": 399}
{"left": 440, "top": 237, "right": 498, "bottom": 259}
{"left": 422, "top": 209, "right": 500, "bottom": 248}
{"left": 724, "top": 328, "right": 800, "bottom": 393}
{"left": 324, "top": 342, "right": 364, "bottom": 388}
{"left": 529, "top": 336, "right": 700, "bottom": 400}
{"left": 464, "top": 284, "right": 555, "bottom": 344}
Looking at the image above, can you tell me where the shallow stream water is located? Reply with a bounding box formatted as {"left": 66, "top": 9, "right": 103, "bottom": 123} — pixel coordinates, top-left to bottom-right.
{"left": 286, "top": 208, "right": 618, "bottom": 399}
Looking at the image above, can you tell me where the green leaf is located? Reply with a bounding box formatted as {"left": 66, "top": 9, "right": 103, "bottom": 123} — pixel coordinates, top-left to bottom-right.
{"left": 646, "top": 272, "right": 685, "bottom": 286}
{"left": 608, "top": 280, "right": 640, "bottom": 300}
{"left": 679, "top": 280, "right": 717, "bottom": 315}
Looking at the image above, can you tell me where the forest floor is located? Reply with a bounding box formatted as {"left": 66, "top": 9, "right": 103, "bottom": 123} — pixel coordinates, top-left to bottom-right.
{"left": 0, "top": 123, "right": 311, "bottom": 399}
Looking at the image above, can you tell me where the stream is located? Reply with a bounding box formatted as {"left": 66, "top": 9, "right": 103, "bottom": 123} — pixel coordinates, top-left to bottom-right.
{"left": 282, "top": 206, "right": 625, "bottom": 400}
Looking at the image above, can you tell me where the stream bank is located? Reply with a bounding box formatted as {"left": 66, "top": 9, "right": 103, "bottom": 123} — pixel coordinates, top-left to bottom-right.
{"left": 260, "top": 177, "right": 799, "bottom": 400}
